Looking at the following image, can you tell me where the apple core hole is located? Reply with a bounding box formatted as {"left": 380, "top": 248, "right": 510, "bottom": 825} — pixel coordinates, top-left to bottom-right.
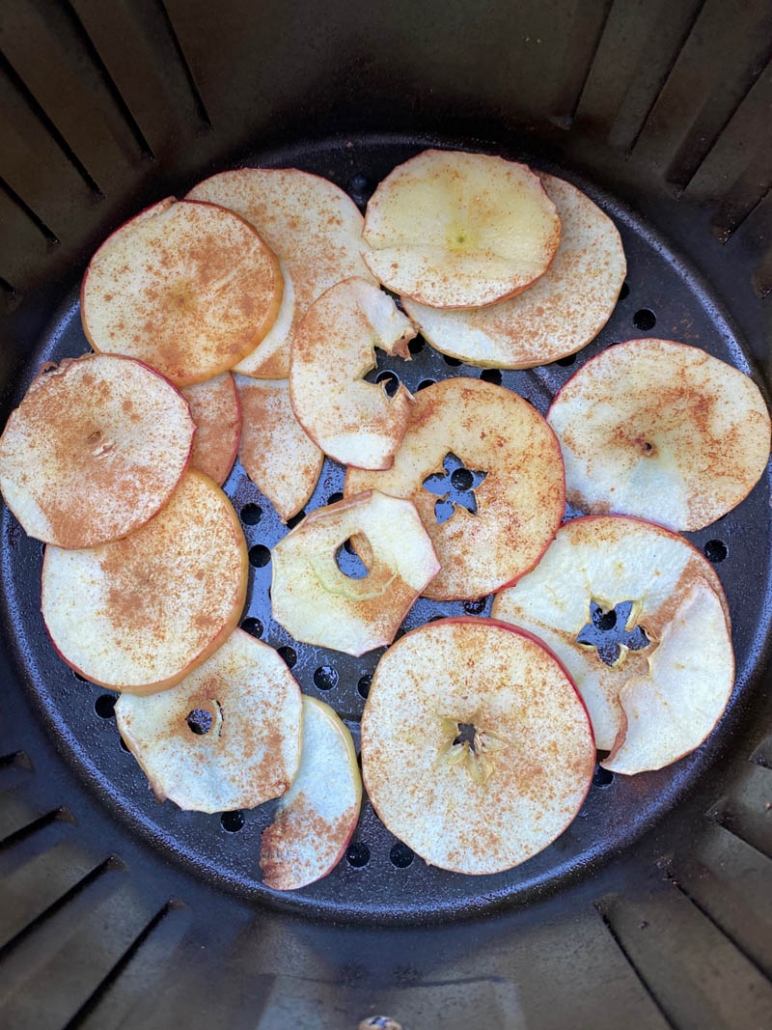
{"left": 480, "top": 368, "right": 502, "bottom": 384}
{"left": 220, "top": 810, "right": 244, "bottom": 832}
{"left": 314, "top": 665, "right": 338, "bottom": 691}
{"left": 241, "top": 617, "right": 263, "bottom": 638}
{"left": 705, "top": 539, "right": 728, "bottom": 563}
{"left": 577, "top": 600, "right": 650, "bottom": 667}
{"left": 423, "top": 453, "right": 488, "bottom": 524}
{"left": 186, "top": 708, "right": 214, "bottom": 735}
{"left": 346, "top": 842, "right": 370, "bottom": 867}
{"left": 335, "top": 540, "right": 369, "bottom": 579}
{"left": 633, "top": 308, "right": 656, "bottom": 331}
{"left": 389, "top": 842, "right": 414, "bottom": 868}
{"left": 94, "top": 694, "right": 116, "bottom": 718}
{"left": 248, "top": 544, "right": 271, "bottom": 568}
{"left": 240, "top": 503, "right": 262, "bottom": 525}
{"left": 453, "top": 722, "right": 477, "bottom": 752}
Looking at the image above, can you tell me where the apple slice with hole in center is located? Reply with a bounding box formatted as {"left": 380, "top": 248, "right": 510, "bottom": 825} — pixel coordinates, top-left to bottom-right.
{"left": 187, "top": 168, "right": 376, "bottom": 378}
{"left": 182, "top": 372, "right": 241, "bottom": 486}
{"left": 82, "top": 198, "right": 283, "bottom": 387}
{"left": 361, "top": 617, "right": 595, "bottom": 875}
{"left": 547, "top": 338, "right": 771, "bottom": 531}
{"left": 403, "top": 174, "right": 626, "bottom": 367}
{"left": 0, "top": 354, "right": 194, "bottom": 548}
{"left": 492, "top": 515, "right": 734, "bottom": 773}
{"left": 270, "top": 490, "right": 440, "bottom": 656}
{"left": 114, "top": 628, "right": 302, "bottom": 813}
{"left": 362, "top": 149, "right": 561, "bottom": 308}
{"left": 290, "top": 278, "right": 415, "bottom": 469}
{"left": 42, "top": 470, "right": 248, "bottom": 694}
{"left": 345, "top": 377, "right": 565, "bottom": 600}
{"left": 260, "top": 696, "right": 362, "bottom": 890}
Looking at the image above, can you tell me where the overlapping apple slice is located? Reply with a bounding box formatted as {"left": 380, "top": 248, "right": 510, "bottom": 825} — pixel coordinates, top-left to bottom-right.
{"left": 548, "top": 339, "right": 771, "bottom": 531}
{"left": 403, "top": 174, "right": 626, "bottom": 367}
{"left": 0, "top": 354, "right": 194, "bottom": 548}
{"left": 345, "top": 378, "right": 565, "bottom": 600}
{"left": 362, "top": 150, "right": 561, "bottom": 308}
{"left": 271, "top": 490, "right": 440, "bottom": 655}
{"left": 290, "top": 278, "right": 415, "bottom": 469}
{"left": 237, "top": 377, "right": 323, "bottom": 522}
{"left": 187, "top": 168, "right": 376, "bottom": 378}
{"left": 361, "top": 618, "right": 595, "bottom": 875}
{"left": 261, "top": 697, "right": 361, "bottom": 890}
{"left": 114, "top": 629, "right": 302, "bottom": 813}
{"left": 182, "top": 372, "right": 241, "bottom": 486}
{"left": 82, "top": 198, "right": 283, "bottom": 386}
{"left": 492, "top": 515, "right": 735, "bottom": 774}
{"left": 42, "top": 471, "right": 248, "bottom": 693}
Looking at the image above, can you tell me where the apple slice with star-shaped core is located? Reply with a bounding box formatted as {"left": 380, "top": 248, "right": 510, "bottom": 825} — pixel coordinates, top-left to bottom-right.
{"left": 361, "top": 617, "right": 595, "bottom": 874}
{"left": 0, "top": 354, "right": 194, "bottom": 548}
{"left": 290, "top": 278, "right": 416, "bottom": 469}
{"left": 492, "top": 515, "right": 734, "bottom": 773}
{"left": 42, "top": 471, "right": 248, "bottom": 693}
{"left": 403, "top": 174, "right": 626, "bottom": 367}
{"left": 270, "top": 490, "right": 440, "bottom": 656}
{"left": 182, "top": 372, "right": 241, "bottom": 486}
{"left": 237, "top": 377, "right": 323, "bottom": 522}
{"left": 187, "top": 168, "right": 376, "bottom": 378}
{"left": 345, "top": 377, "right": 565, "bottom": 600}
{"left": 362, "top": 150, "right": 561, "bottom": 308}
{"left": 260, "top": 696, "right": 362, "bottom": 889}
{"left": 82, "top": 198, "right": 283, "bottom": 386}
{"left": 114, "top": 628, "right": 302, "bottom": 813}
{"left": 547, "top": 339, "right": 771, "bottom": 531}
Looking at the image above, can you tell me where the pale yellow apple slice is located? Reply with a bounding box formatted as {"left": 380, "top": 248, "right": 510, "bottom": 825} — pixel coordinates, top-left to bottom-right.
{"left": 182, "top": 372, "right": 241, "bottom": 486}
{"left": 345, "top": 378, "right": 565, "bottom": 600}
{"left": 42, "top": 471, "right": 248, "bottom": 693}
{"left": 290, "top": 278, "right": 415, "bottom": 469}
{"left": 492, "top": 515, "right": 734, "bottom": 768}
{"left": 187, "top": 169, "right": 376, "bottom": 378}
{"left": 361, "top": 618, "right": 594, "bottom": 875}
{"left": 0, "top": 354, "right": 194, "bottom": 548}
{"left": 114, "top": 629, "right": 302, "bottom": 813}
{"left": 82, "top": 198, "right": 283, "bottom": 387}
{"left": 270, "top": 490, "right": 440, "bottom": 656}
{"left": 548, "top": 339, "right": 771, "bottom": 531}
{"left": 403, "top": 174, "right": 626, "bottom": 367}
{"left": 237, "top": 377, "right": 323, "bottom": 522}
{"left": 261, "top": 696, "right": 362, "bottom": 890}
{"left": 362, "top": 150, "right": 561, "bottom": 309}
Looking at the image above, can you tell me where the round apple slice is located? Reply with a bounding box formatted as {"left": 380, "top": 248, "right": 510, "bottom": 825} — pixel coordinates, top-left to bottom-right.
{"left": 187, "top": 168, "right": 376, "bottom": 379}
{"left": 345, "top": 377, "right": 565, "bottom": 600}
{"left": 361, "top": 618, "right": 595, "bottom": 875}
{"left": 270, "top": 490, "right": 440, "bottom": 656}
{"left": 362, "top": 150, "right": 561, "bottom": 309}
{"left": 0, "top": 354, "right": 194, "bottom": 548}
{"left": 42, "top": 471, "right": 248, "bottom": 693}
{"left": 114, "top": 629, "right": 302, "bottom": 813}
{"left": 403, "top": 174, "right": 626, "bottom": 367}
{"left": 182, "top": 372, "right": 241, "bottom": 486}
{"left": 261, "top": 697, "right": 362, "bottom": 890}
{"left": 290, "top": 278, "right": 416, "bottom": 469}
{"left": 82, "top": 198, "right": 283, "bottom": 387}
{"left": 548, "top": 339, "right": 771, "bottom": 531}
{"left": 492, "top": 515, "right": 735, "bottom": 773}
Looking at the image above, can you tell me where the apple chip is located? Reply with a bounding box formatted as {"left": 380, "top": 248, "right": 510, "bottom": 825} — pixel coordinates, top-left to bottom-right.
{"left": 182, "top": 372, "right": 241, "bottom": 486}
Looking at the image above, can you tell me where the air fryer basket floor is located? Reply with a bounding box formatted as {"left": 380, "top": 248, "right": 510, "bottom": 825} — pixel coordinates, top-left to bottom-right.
{"left": 2, "top": 135, "right": 770, "bottom": 926}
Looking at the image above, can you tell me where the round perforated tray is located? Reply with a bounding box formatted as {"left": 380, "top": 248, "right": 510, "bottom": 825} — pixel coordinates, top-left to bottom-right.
{"left": 2, "top": 136, "right": 771, "bottom": 923}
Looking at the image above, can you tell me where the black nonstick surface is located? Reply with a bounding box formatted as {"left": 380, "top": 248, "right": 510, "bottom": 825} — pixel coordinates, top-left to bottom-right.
{"left": 2, "top": 135, "right": 770, "bottom": 924}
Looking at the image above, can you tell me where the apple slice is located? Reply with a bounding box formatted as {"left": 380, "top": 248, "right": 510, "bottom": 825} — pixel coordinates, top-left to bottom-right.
{"left": 237, "top": 377, "right": 323, "bottom": 522}
{"left": 547, "top": 339, "right": 771, "bottom": 531}
{"left": 187, "top": 168, "right": 376, "bottom": 378}
{"left": 362, "top": 150, "right": 561, "bottom": 308}
{"left": 114, "top": 628, "right": 302, "bottom": 813}
{"left": 42, "top": 471, "right": 248, "bottom": 693}
{"left": 492, "top": 515, "right": 734, "bottom": 771}
{"left": 345, "top": 377, "right": 565, "bottom": 600}
{"left": 182, "top": 372, "right": 241, "bottom": 486}
{"left": 270, "top": 490, "right": 440, "bottom": 656}
{"left": 0, "top": 354, "right": 194, "bottom": 548}
{"left": 361, "top": 617, "right": 595, "bottom": 875}
{"left": 403, "top": 174, "right": 626, "bottom": 367}
{"left": 261, "top": 696, "right": 362, "bottom": 890}
{"left": 82, "top": 198, "right": 283, "bottom": 387}
{"left": 290, "top": 278, "right": 415, "bottom": 469}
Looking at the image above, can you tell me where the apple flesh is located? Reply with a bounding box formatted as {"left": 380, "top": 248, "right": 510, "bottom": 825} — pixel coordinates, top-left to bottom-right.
{"left": 261, "top": 696, "right": 362, "bottom": 890}
{"left": 182, "top": 372, "right": 241, "bottom": 486}
{"left": 115, "top": 628, "right": 302, "bottom": 813}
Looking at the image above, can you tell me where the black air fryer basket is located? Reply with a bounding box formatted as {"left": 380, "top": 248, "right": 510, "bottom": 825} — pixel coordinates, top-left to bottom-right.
{"left": 1, "top": 2, "right": 772, "bottom": 1028}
